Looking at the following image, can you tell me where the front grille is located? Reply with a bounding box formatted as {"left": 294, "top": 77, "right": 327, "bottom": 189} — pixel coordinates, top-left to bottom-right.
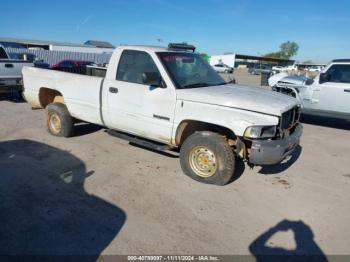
{"left": 280, "top": 106, "right": 300, "bottom": 131}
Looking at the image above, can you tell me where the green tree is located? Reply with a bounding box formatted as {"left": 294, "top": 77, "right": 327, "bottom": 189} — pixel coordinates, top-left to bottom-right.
{"left": 264, "top": 41, "right": 299, "bottom": 59}
{"left": 279, "top": 41, "right": 299, "bottom": 59}
{"left": 264, "top": 51, "right": 283, "bottom": 59}
{"left": 201, "top": 53, "right": 211, "bottom": 62}
{"left": 302, "top": 60, "right": 313, "bottom": 64}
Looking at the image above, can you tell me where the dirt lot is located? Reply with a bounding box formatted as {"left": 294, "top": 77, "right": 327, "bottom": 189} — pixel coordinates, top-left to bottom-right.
{"left": 225, "top": 68, "right": 262, "bottom": 87}
{"left": 1, "top": 78, "right": 350, "bottom": 258}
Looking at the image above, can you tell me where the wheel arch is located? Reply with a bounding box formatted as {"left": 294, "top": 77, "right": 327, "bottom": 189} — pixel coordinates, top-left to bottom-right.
{"left": 175, "top": 120, "right": 237, "bottom": 146}
{"left": 39, "top": 87, "right": 65, "bottom": 108}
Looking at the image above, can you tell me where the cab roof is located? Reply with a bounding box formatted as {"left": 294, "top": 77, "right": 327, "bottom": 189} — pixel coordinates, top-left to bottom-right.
{"left": 331, "top": 59, "right": 350, "bottom": 63}
{"left": 118, "top": 43, "right": 196, "bottom": 53}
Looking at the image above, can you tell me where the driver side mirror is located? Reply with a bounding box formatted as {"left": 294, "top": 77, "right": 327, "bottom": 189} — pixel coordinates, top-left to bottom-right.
{"left": 319, "top": 72, "right": 330, "bottom": 84}
{"left": 142, "top": 72, "right": 166, "bottom": 88}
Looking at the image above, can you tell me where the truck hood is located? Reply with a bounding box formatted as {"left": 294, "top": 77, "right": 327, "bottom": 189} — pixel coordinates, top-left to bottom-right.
{"left": 277, "top": 75, "right": 309, "bottom": 86}
{"left": 176, "top": 84, "right": 298, "bottom": 116}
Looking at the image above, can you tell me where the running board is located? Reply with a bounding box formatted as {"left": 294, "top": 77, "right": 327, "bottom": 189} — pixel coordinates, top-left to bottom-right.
{"left": 107, "top": 129, "right": 178, "bottom": 156}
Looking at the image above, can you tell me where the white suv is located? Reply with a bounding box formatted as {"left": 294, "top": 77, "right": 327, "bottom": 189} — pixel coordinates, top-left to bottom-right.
{"left": 212, "top": 64, "right": 233, "bottom": 74}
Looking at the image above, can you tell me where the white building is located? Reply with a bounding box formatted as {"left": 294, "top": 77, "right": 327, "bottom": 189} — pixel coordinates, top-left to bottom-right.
{"left": 210, "top": 54, "right": 236, "bottom": 67}
{"left": 0, "top": 37, "right": 114, "bottom": 54}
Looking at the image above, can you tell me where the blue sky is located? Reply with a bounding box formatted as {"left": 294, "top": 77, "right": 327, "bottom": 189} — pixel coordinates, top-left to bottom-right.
{"left": 1, "top": 0, "right": 349, "bottom": 62}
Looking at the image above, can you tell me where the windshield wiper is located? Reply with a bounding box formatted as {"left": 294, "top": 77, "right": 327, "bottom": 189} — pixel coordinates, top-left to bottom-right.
{"left": 182, "top": 83, "right": 209, "bottom": 89}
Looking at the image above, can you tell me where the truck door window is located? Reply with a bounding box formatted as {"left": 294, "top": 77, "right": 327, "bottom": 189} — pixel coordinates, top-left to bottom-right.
{"left": 327, "top": 65, "right": 350, "bottom": 84}
{"left": 116, "top": 50, "right": 160, "bottom": 85}
{"left": 0, "top": 48, "right": 8, "bottom": 59}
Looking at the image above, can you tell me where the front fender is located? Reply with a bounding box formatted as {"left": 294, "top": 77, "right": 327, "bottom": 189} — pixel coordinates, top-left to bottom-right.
{"left": 172, "top": 100, "right": 279, "bottom": 141}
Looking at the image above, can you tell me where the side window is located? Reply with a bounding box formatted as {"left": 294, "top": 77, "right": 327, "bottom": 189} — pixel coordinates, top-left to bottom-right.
{"left": 0, "top": 48, "right": 8, "bottom": 59}
{"left": 116, "top": 50, "right": 159, "bottom": 84}
{"left": 327, "top": 65, "right": 350, "bottom": 83}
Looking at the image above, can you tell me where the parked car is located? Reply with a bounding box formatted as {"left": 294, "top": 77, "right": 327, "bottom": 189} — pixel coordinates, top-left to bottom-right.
{"left": 269, "top": 59, "right": 350, "bottom": 119}
{"left": 248, "top": 64, "right": 272, "bottom": 75}
{"left": 212, "top": 64, "right": 233, "bottom": 73}
{"left": 272, "top": 64, "right": 298, "bottom": 73}
{"left": 307, "top": 66, "right": 324, "bottom": 72}
{"left": 272, "top": 65, "right": 284, "bottom": 72}
{"left": 0, "top": 45, "right": 33, "bottom": 95}
{"left": 9, "top": 53, "right": 50, "bottom": 69}
{"left": 51, "top": 60, "right": 97, "bottom": 70}
{"left": 23, "top": 43, "right": 302, "bottom": 186}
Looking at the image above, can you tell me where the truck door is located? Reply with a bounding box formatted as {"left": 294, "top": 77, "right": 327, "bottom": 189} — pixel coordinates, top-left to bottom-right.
{"left": 312, "top": 64, "right": 350, "bottom": 115}
{"left": 104, "top": 50, "right": 176, "bottom": 144}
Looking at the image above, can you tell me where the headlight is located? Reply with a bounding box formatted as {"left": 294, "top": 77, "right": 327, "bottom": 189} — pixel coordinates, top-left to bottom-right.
{"left": 244, "top": 126, "right": 277, "bottom": 139}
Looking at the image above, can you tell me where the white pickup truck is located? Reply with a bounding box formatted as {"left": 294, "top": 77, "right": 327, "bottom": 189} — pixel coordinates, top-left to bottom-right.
{"left": 269, "top": 59, "right": 350, "bottom": 120}
{"left": 0, "top": 45, "right": 33, "bottom": 95}
{"left": 23, "top": 43, "right": 303, "bottom": 185}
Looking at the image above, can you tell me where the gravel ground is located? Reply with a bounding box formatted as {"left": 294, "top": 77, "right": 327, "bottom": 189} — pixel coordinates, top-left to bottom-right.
{"left": 0, "top": 77, "right": 350, "bottom": 259}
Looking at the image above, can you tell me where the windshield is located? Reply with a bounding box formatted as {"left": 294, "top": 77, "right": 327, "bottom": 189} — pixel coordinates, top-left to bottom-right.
{"left": 157, "top": 52, "right": 226, "bottom": 89}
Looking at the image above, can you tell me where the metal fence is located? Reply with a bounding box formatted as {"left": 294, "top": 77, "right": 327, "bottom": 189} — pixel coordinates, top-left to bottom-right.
{"left": 4, "top": 47, "right": 112, "bottom": 66}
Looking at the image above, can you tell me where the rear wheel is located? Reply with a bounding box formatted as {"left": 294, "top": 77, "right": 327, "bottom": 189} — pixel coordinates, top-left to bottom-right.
{"left": 46, "top": 103, "right": 74, "bottom": 137}
{"left": 180, "top": 131, "right": 236, "bottom": 185}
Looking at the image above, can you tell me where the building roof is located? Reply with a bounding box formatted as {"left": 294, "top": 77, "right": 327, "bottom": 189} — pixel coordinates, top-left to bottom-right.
{"left": 211, "top": 53, "right": 294, "bottom": 63}
{"left": 235, "top": 54, "right": 294, "bottom": 63}
{"left": 295, "top": 63, "right": 327, "bottom": 66}
{"left": 0, "top": 37, "right": 114, "bottom": 49}
{"left": 84, "top": 40, "right": 115, "bottom": 48}
{"left": 0, "top": 37, "right": 92, "bottom": 48}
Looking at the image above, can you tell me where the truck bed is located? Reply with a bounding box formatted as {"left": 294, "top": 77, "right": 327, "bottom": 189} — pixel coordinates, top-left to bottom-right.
{"left": 52, "top": 65, "right": 107, "bottom": 78}
{"left": 23, "top": 66, "right": 105, "bottom": 125}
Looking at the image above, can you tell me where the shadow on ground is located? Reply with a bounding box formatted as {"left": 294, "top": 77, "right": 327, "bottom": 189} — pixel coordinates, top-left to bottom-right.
{"left": 0, "top": 139, "right": 126, "bottom": 259}
{"left": 249, "top": 220, "right": 328, "bottom": 262}
{"left": 257, "top": 145, "right": 302, "bottom": 175}
{"left": 74, "top": 122, "right": 103, "bottom": 137}
{"left": 301, "top": 114, "right": 350, "bottom": 131}
{"left": 227, "top": 157, "right": 245, "bottom": 184}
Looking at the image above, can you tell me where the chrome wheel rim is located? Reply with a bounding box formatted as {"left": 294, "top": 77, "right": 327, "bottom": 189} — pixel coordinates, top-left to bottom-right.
{"left": 189, "top": 146, "right": 218, "bottom": 177}
{"left": 49, "top": 113, "right": 62, "bottom": 134}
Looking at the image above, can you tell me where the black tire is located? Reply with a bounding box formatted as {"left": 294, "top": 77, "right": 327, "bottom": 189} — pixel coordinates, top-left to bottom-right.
{"left": 180, "top": 131, "right": 235, "bottom": 186}
{"left": 46, "top": 103, "right": 74, "bottom": 137}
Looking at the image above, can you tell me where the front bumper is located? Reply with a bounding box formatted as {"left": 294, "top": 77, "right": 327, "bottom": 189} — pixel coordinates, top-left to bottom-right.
{"left": 248, "top": 124, "right": 303, "bottom": 165}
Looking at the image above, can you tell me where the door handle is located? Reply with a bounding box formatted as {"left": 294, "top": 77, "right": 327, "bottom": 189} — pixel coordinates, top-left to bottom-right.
{"left": 109, "top": 87, "right": 118, "bottom": 93}
{"left": 5, "top": 63, "right": 14, "bottom": 68}
{"left": 344, "top": 89, "right": 350, "bottom": 93}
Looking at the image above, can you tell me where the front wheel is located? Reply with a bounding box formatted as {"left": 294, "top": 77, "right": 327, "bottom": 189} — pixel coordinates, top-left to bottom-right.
{"left": 180, "top": 131, "right": 236, "bottom": 185}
